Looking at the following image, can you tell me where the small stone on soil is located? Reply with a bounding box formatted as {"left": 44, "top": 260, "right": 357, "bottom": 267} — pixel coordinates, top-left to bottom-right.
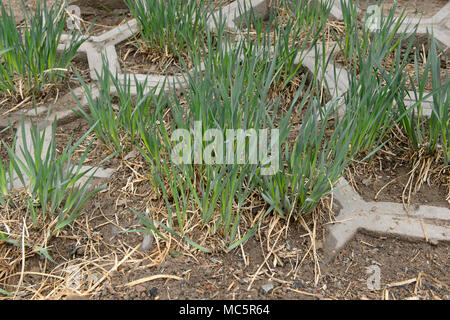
{"left": 429, "top": 239, "right": 439, "bottom": 246}
{"left": 140, "top": 233, "right": 153, "bottom": 252}
{"left": 135, "top": 285, "right": 146, "bottom": 293}
{"left": 293, "top": 279, "right": 302, "bottom": 289}
{"left": 150, "top": 287, "right": 158, "bottom": 298}
{"left": 124, "top": 148, "right": 138, "bottom": 160}
{"left": 261, "top": 284, "right": 274, "bottom": 293}
{"left": 210, "top": 257, "right": 220, "bottom": 264}
{"left": 362, "top": 178, "right": 372, "bottom": 186}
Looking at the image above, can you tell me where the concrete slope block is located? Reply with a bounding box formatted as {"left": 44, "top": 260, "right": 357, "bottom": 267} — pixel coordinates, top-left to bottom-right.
{"left": 324, "top": 178, "right": 450, "bottom": 260}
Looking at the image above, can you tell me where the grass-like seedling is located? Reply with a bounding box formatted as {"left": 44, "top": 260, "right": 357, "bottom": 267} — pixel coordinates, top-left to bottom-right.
{"left": 0, "top": 0, "right": 85, "bottom": 98}
{"left": 74, "top": 59, "right": 168, "bottom": 153}
{"left": 135, "top": 32, "right": 285, "bottom": 251}
{"left": 239, "top": 0, "right": 332, "bottom": 86}
{"left": 396, "top": 36, "right": 449, "bottom": 165}
{"left": 334, "top": 0, "right": 419, "bottom": 158}
{"left": 0, "top": 47, "right": 13, "bottom": 94}
{"left": 0, "top": 125, "right": 14, "bottom": 206}
{"left": 77, "top": 0, "right": 445, "bottom": 253}
{"left": 136, "top": 137, "right": 260, "bottom": 252}
{"left": 134, "top": 22, "right": 349, "bottom": 250}
{"left": 124, "top": 0, "right": 213, "bottom": 61}
{"left": 2, "top": 117, "right": 106, "bottom": 233}
{"left": 335, "top": 0, "right": 448, "bottom": 199}
{"left": 0, "top": 160, "right": 8, "bottom": 207}
{"left": 258, "top": 98, "right": 353, "bottom": 217}
{"left": 342, "top": 64, "right": 407, "bottom": 158}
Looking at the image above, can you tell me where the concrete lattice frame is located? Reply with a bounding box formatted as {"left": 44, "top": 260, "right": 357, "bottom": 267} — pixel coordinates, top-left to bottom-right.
{"left": 328, "top": 0, "right": 450, "bottom": 51}
{"left": 319, "top": 0, "right": 450, "bottom": 256}
{"left": 2, "top": 0, "right": 449, "bottom": 258}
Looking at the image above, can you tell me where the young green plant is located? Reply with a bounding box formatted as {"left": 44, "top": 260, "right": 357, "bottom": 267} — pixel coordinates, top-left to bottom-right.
{"left": 3, "top": 117, "right": 106, "bottom": 233}
{"left": 396, "top": 36, "right": 450, "bottom": 164}
{"left": 73, "top": 58, "right": 168, "bottom": 153}
{"left": 0, "top": 0, "right": 85, "bottom": 97}
{"left": 125, "top": 0, "right": 213, "bottom": 62}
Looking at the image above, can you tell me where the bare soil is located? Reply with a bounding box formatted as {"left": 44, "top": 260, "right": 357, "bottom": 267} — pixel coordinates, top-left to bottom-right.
{"left": 68, "top": 0, "right": 131, "bottom": 36}
{"left": 55, "top": 116, "right": 122, "bottom": 169}
{"left": 0, "top": 0, "right": 56, "bottom": 23}
{"left": 322, "top": 231, "right": 449, "bottom": 300}
{"left": 348, "top": 159, "right": 450, "bottom": 208}
{"left": 346, "top": 127, "right": 450, "bottom": 208}
{"left": 116, "top": 39, "right": 189, "bottom": 76}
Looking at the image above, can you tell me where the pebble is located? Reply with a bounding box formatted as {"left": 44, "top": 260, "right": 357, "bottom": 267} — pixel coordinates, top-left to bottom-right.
{"left": 293, "top": 279, "right": 302, "bottom": 289}
{"left": 150, "top": 287, "right": 158, "bottom": 298}
{"left": 261, "top": 284, "right": 274, "bottom": 293}
{"left": 140, "top": 233, "right": 153, "bottom": 252}
{"left": 135, "top": 285, "right": 147, "bottom": 293}
{"left": 429, "top": 239, "right": 439, "bottom": 246}
{"left": 210, "top": 258, "right": 220, "bottom": 264}
{"left": 124, "top": 148, "right": 139, "bottom": 161}
{"left": 76, "top": 246, "right": 84, "bottom": 256}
